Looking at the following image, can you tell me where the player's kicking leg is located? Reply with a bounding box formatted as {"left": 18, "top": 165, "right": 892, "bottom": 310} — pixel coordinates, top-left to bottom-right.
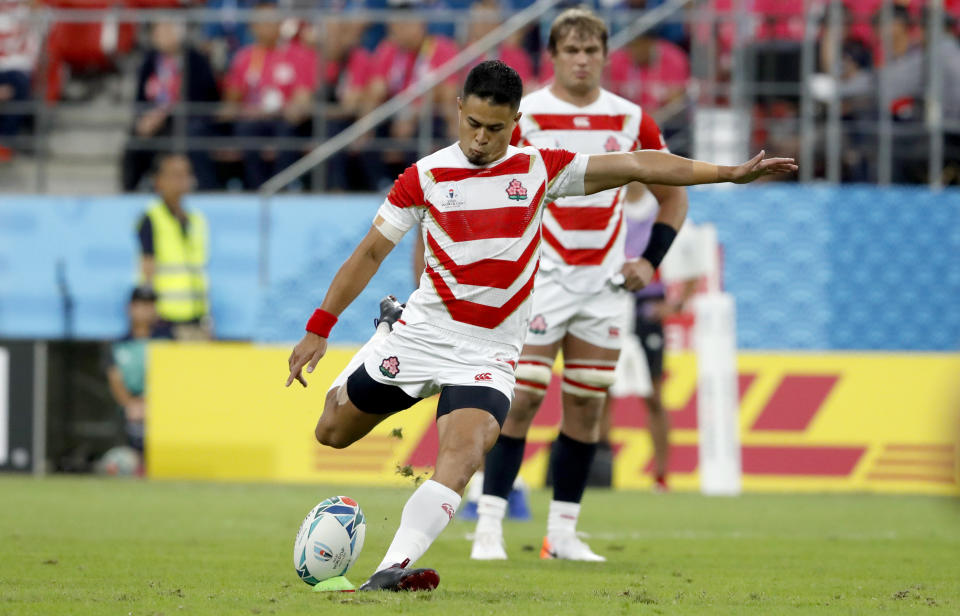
{"left": 360, "top": 388, "right": 507, "bottom": 591}
{"left": 314, "top": 296, "right": 407, "bottom": 449}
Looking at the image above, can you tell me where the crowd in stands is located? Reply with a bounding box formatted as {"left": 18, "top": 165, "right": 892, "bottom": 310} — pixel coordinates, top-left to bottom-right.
{"left": 1, "top": 0, "right": 959, "bottom": 184}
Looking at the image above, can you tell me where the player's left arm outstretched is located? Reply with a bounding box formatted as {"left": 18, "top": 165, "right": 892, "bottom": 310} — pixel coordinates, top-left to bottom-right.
{"left": 583, "top": 149, "right": 795, "bottom": 290}
{"left": 583, "top": 149, "right": 796, "bottom": 194}
{"left": 285, "top": 220, "right": 397, "bottom": 388}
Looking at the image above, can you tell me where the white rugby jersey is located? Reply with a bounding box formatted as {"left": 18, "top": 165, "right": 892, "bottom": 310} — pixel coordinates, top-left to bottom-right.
{"left": 512, "top": 87, "right": 668, "bottom": 293}
{"left": 376, "top": 143, "right": 589, "bottom": 353}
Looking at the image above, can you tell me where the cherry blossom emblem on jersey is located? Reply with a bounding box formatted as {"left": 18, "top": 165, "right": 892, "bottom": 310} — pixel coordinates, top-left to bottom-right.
{"left": 604, "top": 136, "right": 621, "bottom": 152}
{"left": 506, "top": 179, "right": 528, "bottom": 201}
{"left": 379, "top": 356, "right": 400, "bottom": 378}
{"left": 529, "top": 314, "right": 547, "bottom": 334}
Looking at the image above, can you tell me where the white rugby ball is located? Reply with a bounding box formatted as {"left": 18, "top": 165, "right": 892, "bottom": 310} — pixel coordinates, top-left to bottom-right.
{"left": 293, "top": 496, "right": 366, "bottom": 585}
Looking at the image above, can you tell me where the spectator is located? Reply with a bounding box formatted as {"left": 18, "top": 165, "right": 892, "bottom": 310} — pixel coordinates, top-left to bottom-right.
{"left": 122, "top": 21, "right": 221, "bottom": 192}
{"left": 607, "top": 32, "right": 690, "bottom": 114}
{"left": 0, "top": 0, "right": 37, "bottom": 162}
{"left": 811, "top": 2, "right": 874, "bottom": 181}
{"left": 104, "top": 286, "right": 172, "bottom": 462}
{"left": 300, "top": 16, "right": 374, "bottom": 190}
{"left": 833, "top": 4, "right": 960, "bottom": 182}
{"left": 222, "top": 2, "right": 318, "bottom": 189}
{"left": 818, "top": 2, "right": 873, "bottom": 78}
{"left": 137, "top": 153, "right": 212, "bottom": 339}
{"left": 363, "top": 0, "right": 459, "bottom": 183}
{"left": 312, "top": 18, "right": 370, "bottom": 112}
{"left": 465, "top": 0, "right": 535, "bottom": 89}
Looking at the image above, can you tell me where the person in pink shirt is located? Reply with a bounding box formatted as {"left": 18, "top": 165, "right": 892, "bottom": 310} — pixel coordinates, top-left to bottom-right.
{"left": 607, "top": 33, "right": 690, "bottom": 113}
{"left": 298, "top": 17, "right": 373, "bottom": 190}
{"left": 222, "top": 2, "right": 318, "bottom": 189}
{"left": 465, "top": 0, "right": 535, "bottom": 90}
{"left": 362, "top": 1, "right": 460, "bottom": 184}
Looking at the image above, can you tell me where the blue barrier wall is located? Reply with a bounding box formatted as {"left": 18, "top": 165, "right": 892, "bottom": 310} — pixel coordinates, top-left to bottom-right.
{"left": 1, "top": 185, "right": 957, "bottom": 349}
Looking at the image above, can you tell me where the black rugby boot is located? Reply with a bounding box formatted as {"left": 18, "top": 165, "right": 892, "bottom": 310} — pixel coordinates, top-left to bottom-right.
{"left": 357, "top": 559, "right": 439, "bottom": 592}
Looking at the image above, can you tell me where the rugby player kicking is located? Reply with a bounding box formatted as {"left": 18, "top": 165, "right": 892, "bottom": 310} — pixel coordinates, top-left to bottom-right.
{"left": 286, "top": 60, "right": 795, "bottom": 591}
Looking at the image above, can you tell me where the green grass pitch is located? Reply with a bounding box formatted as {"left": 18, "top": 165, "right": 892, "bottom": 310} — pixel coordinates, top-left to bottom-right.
{"left": 2, "top": 477, "right": 958, "bottom": 614}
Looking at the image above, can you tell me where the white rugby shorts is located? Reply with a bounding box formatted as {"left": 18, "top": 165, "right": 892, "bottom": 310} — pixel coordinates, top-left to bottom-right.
{"left": 350, "top": 321, "right": 518, "bottom": 403}
{"left": 524, "top": 268, "right": 632, "bottom": 350}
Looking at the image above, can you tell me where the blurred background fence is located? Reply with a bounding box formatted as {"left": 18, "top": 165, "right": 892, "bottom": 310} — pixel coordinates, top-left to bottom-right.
{"left": 1, "top": 0, "right": 959, "bottom": 193}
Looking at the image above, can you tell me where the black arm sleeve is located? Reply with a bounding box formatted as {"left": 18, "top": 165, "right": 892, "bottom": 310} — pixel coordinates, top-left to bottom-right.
{"left": 134, "top": 53, "right": 153, "bottom": 105}
{"left": 137, "top": 215, "right": 154, "bottom": 256}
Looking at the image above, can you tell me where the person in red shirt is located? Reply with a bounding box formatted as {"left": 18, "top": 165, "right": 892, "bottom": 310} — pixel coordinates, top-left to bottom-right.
{"left": 222, "top": 2, "right": 318, "bottom": 189}
{"left": 607, "top": 32, "right": 690, "bottom": 115}
{"left": 362, "top": 1, "right": 460, "bottom": 185}
{"left": 465, "top": 0, "right": 535, "bottom": 89}
{"left": 301, "top": 17, "right": 375, "bottom": 190}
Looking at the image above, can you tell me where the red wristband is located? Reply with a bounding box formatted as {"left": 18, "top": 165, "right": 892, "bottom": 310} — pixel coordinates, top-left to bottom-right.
{"left": 306, "top": 309, "right": 337, "bottom": 338}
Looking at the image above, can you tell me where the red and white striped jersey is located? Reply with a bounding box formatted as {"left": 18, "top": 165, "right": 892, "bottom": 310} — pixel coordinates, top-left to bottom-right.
{"left": 376, "top": 143, "right": 589, "bottom": 352}
{"left": 512, "top": 87, "right": 668, "bottom": 293}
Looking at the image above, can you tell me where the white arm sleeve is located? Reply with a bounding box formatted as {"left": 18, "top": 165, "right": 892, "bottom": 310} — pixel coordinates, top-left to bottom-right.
{"left": 545, "top": 153, "right": 589, "bottom": 201}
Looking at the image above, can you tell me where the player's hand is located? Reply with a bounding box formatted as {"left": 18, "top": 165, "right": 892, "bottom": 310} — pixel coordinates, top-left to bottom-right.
{"left": 621, "top": 258, "right": 655, "bottom": 291}
{"left": 728, "top": 150, "right": 798, "bottom": 184}
{"left": 124, "top": 398, "right": 146, "bottom": 422}
{"left": 135, "top": 108, "right": 169, "bottom": 137}
{"left": 286, "top": 332, "right": 328, "bottom": 388}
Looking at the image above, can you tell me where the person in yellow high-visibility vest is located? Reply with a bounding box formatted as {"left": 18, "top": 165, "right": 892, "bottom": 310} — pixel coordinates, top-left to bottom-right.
{"left": 136, "top": 153, "right": 212, "bottom": 340}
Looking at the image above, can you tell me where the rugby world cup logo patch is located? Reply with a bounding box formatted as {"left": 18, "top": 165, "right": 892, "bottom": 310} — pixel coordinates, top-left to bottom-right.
{"left": 380, "top": 356, "right": 400, "bottom": 378}
{"left": 506, "top": 179, "right": 528, "bottom": 201}
{"left": 440, "top": 184, "right": 465, "bottom": 209}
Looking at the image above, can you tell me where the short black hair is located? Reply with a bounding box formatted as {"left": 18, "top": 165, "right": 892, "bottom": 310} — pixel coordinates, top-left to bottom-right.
{"left": 152, "top": 151, "right": 189, "bottom": 176}
{"left": 462, "top": 60, "right": 523, "bottom": 111}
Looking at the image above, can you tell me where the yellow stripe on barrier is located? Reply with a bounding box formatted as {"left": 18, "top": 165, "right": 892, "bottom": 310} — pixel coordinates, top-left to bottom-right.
{"left": 146, "top": 343, "right": 960, "bottom": 495}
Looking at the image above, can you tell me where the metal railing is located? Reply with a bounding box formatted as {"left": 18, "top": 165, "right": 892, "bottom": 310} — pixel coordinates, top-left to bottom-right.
{"left": 1, "top": 1, "right": 957, "bottom": 194}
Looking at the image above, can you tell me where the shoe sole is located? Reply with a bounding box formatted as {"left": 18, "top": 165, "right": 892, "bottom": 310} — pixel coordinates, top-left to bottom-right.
{"left": 540, "top": 537, "right": 605, "bottom": 561}
{"left": 396, "top": 569, "right": 440, "bottom": 591}
{"left": 470, "top": 553, "right": 508, "bottom": 560}
{"left": 541, "top": 554, "right": 606, "bottom": 562}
